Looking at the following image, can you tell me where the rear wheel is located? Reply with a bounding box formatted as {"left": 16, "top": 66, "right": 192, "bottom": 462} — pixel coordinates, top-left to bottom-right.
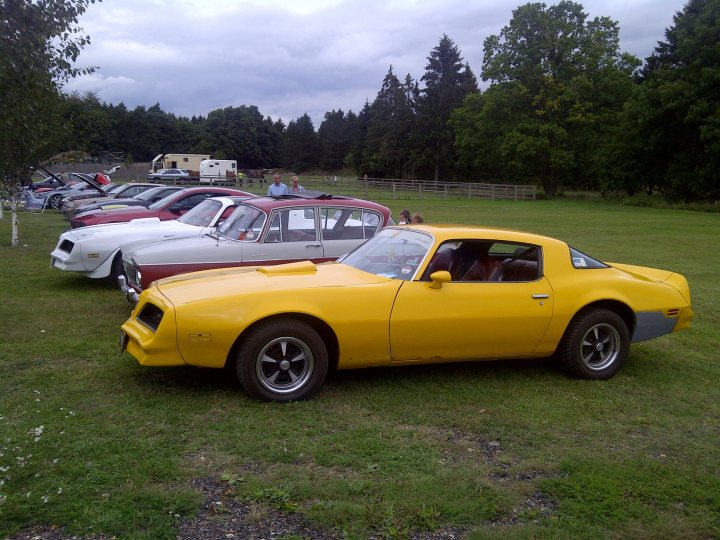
{"left": 558, "top": 309, "right": 630, "bottom": 380}
{"left": 236, "top": 320, "right": 328, "bottom": 402}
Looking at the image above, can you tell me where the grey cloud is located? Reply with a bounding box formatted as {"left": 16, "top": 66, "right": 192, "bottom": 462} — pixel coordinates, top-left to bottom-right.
{"left": 67, "top": 0, "right": 687, "bottom": 126}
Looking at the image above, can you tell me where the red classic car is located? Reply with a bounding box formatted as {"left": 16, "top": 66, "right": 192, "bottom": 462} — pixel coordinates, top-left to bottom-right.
{"left": 70, "top": 187, "right": 253, "bottom": 228}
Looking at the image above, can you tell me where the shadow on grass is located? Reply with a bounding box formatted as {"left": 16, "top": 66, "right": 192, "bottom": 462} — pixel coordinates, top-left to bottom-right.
{"left": 120, "top": 356, "right": 567, "bottom": 401}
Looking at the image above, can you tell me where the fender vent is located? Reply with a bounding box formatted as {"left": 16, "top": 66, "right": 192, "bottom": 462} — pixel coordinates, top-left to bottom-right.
{"left": 137, "top": 303, "right": 164, "bottom": 331}
{"left": 666, "top": 308, "right": 680, "bottom": 317}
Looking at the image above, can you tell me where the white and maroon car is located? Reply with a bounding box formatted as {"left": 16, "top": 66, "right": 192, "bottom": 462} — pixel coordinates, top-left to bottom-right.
{"left": 120, "top": 191, "right": 393, "bottom": 299}
{"left": 51, "top": 196, "right": 250, "bottom": 282}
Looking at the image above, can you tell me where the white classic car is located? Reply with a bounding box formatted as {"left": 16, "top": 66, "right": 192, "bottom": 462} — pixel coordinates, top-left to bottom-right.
{"left": 50, "top": 196, "right": 246, "bottom": 282}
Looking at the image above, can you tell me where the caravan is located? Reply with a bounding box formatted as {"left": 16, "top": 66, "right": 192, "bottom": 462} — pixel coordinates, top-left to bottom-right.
{"left": 198, "top": 159, "right": 237, "bottom": 184}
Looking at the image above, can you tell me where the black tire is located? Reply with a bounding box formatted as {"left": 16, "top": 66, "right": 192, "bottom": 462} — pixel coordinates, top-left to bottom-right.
{"left": 109, "top": 252, "right": 126, "bottom": 284}
{"left": 50, "top": 194, "right": 63, "bottom": 209}
{"left": 236, "top": 320, "right": 328, "bottom": 402}
{"left": 558, "top": 308, "right": 630, "bottom": 380}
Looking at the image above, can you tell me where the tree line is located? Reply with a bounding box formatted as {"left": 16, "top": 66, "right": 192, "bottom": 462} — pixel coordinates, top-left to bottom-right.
{"left": 3, "top": 0, "right": 719, "bottom": 203}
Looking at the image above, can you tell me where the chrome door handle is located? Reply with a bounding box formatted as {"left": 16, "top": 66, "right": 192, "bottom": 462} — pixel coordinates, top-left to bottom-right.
{"left": 532, "top": 294, "right": 549, "bottom": 299}
{"left": 306, "top": 243, "right": 321, "bottom": 248}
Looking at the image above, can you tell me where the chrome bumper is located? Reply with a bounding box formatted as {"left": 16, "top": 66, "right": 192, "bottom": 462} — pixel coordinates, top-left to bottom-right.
{"left": 118, "top": 276, "right": 139, "bottom": 303}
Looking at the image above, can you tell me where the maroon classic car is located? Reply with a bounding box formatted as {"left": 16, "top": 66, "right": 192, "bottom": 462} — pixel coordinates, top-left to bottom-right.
{"left": 70, "top": 187, "right": 253, "bottom": 228}
{"left": 119, "top": 192, "right": 393, "bottom": 298}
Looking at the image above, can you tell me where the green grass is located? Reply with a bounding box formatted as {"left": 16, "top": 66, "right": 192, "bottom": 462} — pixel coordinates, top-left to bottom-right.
{"left": 1, "top": 198, "right": 719, "bottom": 539}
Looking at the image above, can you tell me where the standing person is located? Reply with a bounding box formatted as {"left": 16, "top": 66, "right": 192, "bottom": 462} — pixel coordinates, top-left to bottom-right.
{"left": 267, "top": 172, "right": 289, "bottom": 196}
{"left": 290, "top": 175, "right": 305, "bottom": 192}
{"left": 411, "top": 212, "right": 425, "bottom": 224}
{"left": 399, "top": 209, "right": 411, "bottom": 224}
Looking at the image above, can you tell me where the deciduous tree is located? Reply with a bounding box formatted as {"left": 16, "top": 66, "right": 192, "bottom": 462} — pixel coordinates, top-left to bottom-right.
{"left": 0, "top": 0, "right": 99, "bottom": 245}
{"left": 458, "top": 1, "right": 638, "bottom": 196}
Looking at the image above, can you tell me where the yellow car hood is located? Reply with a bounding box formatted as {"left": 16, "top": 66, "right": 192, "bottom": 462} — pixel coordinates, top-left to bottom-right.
{"left": 154, "top": 261, "right": 392, "bottom": 306}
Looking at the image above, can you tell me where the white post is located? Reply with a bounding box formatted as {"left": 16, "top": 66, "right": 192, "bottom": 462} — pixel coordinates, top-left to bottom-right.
{"left": 10, "top": 196, "right": 19, "bottom": 246}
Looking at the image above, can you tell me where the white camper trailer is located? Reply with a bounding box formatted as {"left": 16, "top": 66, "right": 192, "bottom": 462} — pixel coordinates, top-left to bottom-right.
{"left": 198, "top": 159, "right": 238, "bottom": 183}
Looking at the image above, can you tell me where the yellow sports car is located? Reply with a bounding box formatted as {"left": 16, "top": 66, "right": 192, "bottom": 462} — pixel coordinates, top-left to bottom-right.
{"left": 120, "top": 225, "right": 693, "bottom": 402}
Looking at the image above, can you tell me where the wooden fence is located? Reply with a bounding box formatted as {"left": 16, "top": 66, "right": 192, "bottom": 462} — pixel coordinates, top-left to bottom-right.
{"left": 35, "top": 165, "right": 537, "bottom": 201}
{"left": 354, "top": 177, "right": 536, "bottom": 201}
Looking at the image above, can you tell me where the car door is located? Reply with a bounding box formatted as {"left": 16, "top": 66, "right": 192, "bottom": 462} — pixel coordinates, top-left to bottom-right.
{"left": 242, "top": 207, "right": 324, "bottom": 263}
{"left": 388, "top": 241, "right": 554, "bottom": 362}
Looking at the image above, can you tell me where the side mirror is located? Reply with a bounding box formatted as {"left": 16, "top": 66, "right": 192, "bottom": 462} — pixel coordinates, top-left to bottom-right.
{"left": 427, "top": 270, "right": 451, "bottom": 289}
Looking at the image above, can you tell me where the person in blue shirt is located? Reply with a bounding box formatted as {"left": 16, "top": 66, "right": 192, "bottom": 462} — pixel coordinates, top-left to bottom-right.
{"left": 267, "top": 172, "right": 289, "bottom": 196}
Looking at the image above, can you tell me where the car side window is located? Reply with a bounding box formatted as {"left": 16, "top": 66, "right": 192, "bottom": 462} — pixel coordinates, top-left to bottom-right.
{"left": 422, "top": 240, "right": 541, "bottom": 282}
{"left": 320, "top": 207, "right": 381, "bottom": 240}
{"left": 171, "top": 193, "right": 208, "bottom": 211}
{"left": 265, "top": 208, "right": 317, "bottom": 243}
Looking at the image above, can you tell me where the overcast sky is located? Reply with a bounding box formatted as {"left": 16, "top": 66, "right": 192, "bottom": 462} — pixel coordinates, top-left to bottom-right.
{"left": 64, "top": 0, "right": 688, "bottom": 127}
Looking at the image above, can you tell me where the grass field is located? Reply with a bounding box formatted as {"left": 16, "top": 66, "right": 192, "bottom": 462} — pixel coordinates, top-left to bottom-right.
{"left": 0, "top": 194, "right": 718, "bottom": 539}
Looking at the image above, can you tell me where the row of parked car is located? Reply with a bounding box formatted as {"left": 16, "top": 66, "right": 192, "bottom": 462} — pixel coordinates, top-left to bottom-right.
{"left": 47, "top": 176, "right": 693, "bottom": 403}
{"left": 50, "top": 185, "right": 393, "bottom": 295}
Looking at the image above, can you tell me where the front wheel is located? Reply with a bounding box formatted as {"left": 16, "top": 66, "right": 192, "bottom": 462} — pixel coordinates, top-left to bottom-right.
{"left": 235, "top": 320, "right": 328, "bottom": 402}
{"left": 558, "top": 309, "right": 630, "bottom": 380}
{"left": 49, "top": 194, "right": 63, "bottom": 209}
{"left": 109, "top": 252, "right": 126, "bottom": 283}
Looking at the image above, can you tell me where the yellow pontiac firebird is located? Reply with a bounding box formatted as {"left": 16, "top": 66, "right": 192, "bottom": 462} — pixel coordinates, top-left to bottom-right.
{"left": 120, "top": 225, "right": 693, "bottom": 402}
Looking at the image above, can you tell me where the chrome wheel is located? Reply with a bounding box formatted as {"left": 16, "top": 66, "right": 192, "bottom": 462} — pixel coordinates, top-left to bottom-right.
{"left": 255, "top": 336, "right": 315, "bottom": 395}
{"left": 580, "top": 323, "right": 621, "bottom": 371}
{"left": 559, "top": 308, "right": 629, "bottom": 380}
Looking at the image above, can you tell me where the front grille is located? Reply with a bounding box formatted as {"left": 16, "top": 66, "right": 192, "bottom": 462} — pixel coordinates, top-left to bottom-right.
{"left": 59, "top": 239, "right": 74, "bottom": 253}
{"left": 137, "top": 303, "right": 164, "bottom": 331}
{"left": 124, "top": 263, "right": 140, "bottom": 287}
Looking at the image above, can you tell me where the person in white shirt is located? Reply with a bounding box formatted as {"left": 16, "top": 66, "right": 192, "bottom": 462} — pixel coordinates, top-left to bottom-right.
{"left": 290, "top": 175, "right": 305, "bottom": 192}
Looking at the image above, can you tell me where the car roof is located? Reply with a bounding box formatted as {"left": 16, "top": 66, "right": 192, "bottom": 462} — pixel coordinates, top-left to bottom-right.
{"left": 120, "top": 182, "right": 164, "bottom": 187}
{"left": 207, "top": 195, "right": 253, "bottom": 202}
{"left": 159, "top": 186, "right": 253, "bottom": 200}
{"left": 244, "top": 191, "right": 390, "bottom": 213}
{"left": 388, "top": 224, "right": 569, "bottom": 248}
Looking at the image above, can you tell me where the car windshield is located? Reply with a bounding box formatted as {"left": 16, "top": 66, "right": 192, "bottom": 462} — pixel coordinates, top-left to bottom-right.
{"left": 148, "top": 192, "right": 181, "bottom": 210}
{"left": 178, "top": 199, "right": 225, "bottom": 227}
{"left": 217, "top": 203, "right": 265, "bottom": 241}
{"left": 339, "top": 228, "right": 433, "bottom": 280}
{"left": 105, "top": 184, "right": 123, "bottom": 194}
